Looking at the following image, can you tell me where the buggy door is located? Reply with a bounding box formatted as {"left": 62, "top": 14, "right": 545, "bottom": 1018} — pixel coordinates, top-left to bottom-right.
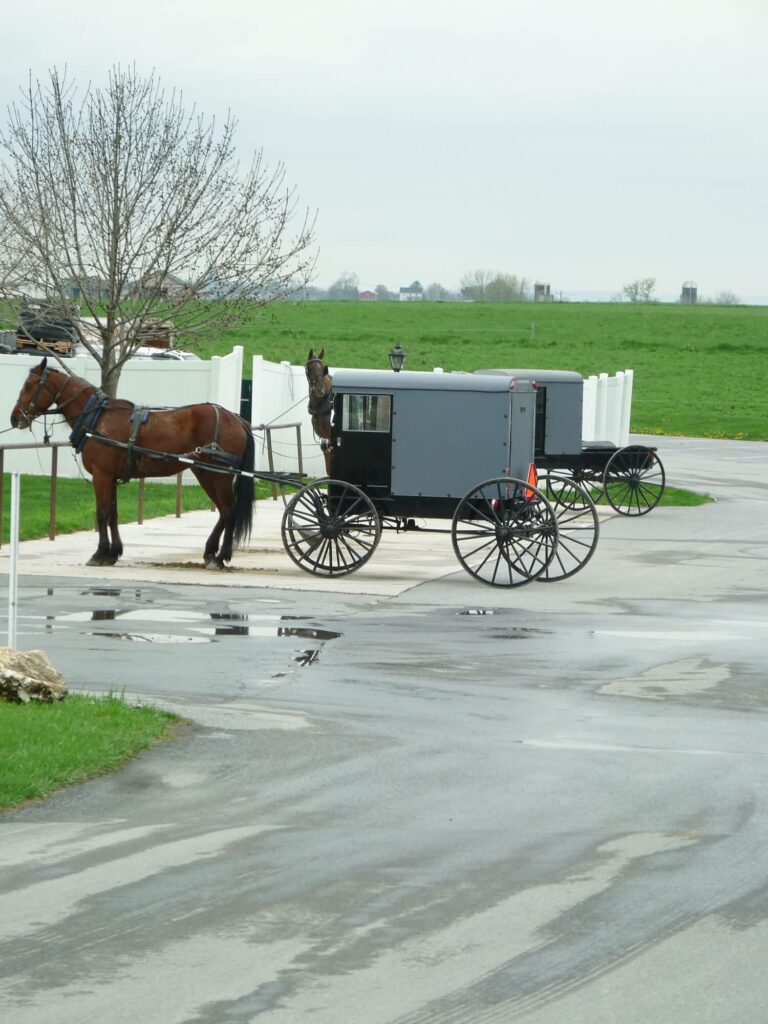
{"left": 331, "top": 392, "right": 392, "bottom": 496}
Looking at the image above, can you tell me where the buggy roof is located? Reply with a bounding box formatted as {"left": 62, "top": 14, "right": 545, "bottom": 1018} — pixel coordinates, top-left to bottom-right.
{"left": 332, "top": 368, "right": 515, "bottom": 393}
{"left": 474, "top": 368, "right": 583, "bottom": 383}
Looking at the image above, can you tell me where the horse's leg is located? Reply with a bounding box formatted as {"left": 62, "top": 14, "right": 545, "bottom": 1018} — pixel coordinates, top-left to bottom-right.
{"left": 214, "top": 475, "right": 238, "bottom": 567}
{"left": 193, "top": 469, "right": 228, "bottom": 566}
{"left": 107, "top": 480, "right": 124, "bottom": 564}
{"left": 87, "top": 474, "right": 119, "bottom": 567}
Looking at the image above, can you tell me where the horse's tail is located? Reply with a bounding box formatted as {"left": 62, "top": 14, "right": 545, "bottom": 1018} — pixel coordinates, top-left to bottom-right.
{"left": 232, "top": 425, "right": 255, "bottom": 547}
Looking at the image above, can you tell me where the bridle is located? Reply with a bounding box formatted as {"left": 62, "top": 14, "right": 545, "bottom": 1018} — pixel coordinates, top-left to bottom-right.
{"left": 306, "top": 356, "right": 334, "bottom": 416}
{"left": 16, "top": 367, "right": 86, "bottom": 427}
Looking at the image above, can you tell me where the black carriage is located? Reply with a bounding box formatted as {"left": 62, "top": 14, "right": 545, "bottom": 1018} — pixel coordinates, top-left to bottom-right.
{"left": 475, "top": 369, "right": 666, "bottom": 517}
{"left": 281, "top": 369, "right": 601, "bottom": 587}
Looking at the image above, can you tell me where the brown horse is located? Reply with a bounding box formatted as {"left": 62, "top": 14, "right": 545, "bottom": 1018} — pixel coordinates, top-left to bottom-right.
{"left": 306, "top": 348, "right": 333, "bottom": 474}
{"left": 10, "top": 358, "right": 254, "bottom": 568}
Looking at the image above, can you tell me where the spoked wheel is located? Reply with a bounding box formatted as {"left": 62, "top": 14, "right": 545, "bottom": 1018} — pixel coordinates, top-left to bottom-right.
{"left": 602, "top": 445, "right": 666, "bottom": 516}
{"left": 281, "top": 479, "right": 381, "bottom": 576}
{"left": 451, "top": 477, "right": 559, "bottom": 587}
{"left": 539, "top": 474, "right": 600, "bottom": 581}
{"left": 551, "top": 466, "right": 604, "bottom": 504}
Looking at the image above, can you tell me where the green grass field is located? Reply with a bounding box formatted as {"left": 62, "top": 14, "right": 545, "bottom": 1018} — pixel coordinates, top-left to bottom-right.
{"left": 190, "top": 300, "right": 768, "bottom": 441}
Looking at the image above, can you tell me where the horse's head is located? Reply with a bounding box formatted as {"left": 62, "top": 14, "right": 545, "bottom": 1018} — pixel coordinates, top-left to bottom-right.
{"left": 10, "top": 357, "right": 69, "bottom": 429}
{"left": 306, "top": 348, "right": 331, "bottom": 403}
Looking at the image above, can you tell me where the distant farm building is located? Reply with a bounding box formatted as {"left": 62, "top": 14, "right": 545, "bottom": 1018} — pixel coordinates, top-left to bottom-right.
{"left": 359, "top": 290, "right": 377, "bottom": 301}
{"left": 534, "top": 282, "right": 553, "bottom": 302}
{"left": 399, "top": 281, "right": 424, "bottom": 301}
{"left": 680, "top": 281, "right": 697, "bottom": 304}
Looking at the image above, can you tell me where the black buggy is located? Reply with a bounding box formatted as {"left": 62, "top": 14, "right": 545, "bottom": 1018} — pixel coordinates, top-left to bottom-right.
{"left": 476, "top": 369, "right": 666, "bottom": 517}
{"left": 280, "top": 369, "right": 606, "bottom": 588}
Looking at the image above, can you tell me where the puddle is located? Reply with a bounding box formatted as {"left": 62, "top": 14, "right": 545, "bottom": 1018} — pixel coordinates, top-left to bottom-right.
{"left": 36, "top": 608, "right": 340, "bottom": 637}
{"left": 33, "top": 597, "right": 341, "bottom": 654}
{"left": 458, "top": 609, "right": 496, "bottom": 616}
{"left": 87, "top": 632, "right": 211, "bottom": 644}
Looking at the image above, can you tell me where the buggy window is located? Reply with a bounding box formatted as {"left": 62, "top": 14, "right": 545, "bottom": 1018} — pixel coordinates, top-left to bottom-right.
{"left": 342, "top": 394, "right": 391, "bottom": 432}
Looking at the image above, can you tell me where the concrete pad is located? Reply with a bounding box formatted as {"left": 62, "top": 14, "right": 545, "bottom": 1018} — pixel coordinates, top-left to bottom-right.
{"left": 0, "top": 498, "right": 464, "bottom": 596}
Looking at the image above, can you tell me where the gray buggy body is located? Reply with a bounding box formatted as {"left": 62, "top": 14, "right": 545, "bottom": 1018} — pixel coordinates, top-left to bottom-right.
{"left": 474, "top": 368, "right": 584, "bottom": 458}
{"left": 330, "top": 368, "right": 538, "bottom": 518}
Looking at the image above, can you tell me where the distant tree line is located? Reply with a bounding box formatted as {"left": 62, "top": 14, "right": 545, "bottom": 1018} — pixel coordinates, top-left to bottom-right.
{"left": 306, "top": 269, "right": 536, "bottom": 301}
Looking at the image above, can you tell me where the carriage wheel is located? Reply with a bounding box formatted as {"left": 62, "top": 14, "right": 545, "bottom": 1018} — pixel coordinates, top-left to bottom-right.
{"left": 281, "top": 479, "right": 381, "bottom": 576}
{"left": 602, "top": 445, "right": 665, "bottom": 516}
{"left": 549, "top": 466, "right": 604, "bottom": 503}
{"left": 451, "top": 477, "right": 558, "bottom": 587}
{"left": 537, "top": 474, "right": 600, "bottom": 581}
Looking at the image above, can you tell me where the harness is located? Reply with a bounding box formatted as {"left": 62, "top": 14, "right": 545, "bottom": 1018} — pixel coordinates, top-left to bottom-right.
{"left": 308, "top": 388, "right": 334, "bottom": 418}
{"left": 69, "top": 392, "right": 110, "bottom": 453}
{"left": 81, "top": 401, "right": 248, "bottom": 483}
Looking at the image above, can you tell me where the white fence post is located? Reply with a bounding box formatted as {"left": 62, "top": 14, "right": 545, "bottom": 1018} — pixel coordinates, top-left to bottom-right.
{"left": 619, "top": 368, "right": 633, "bottom": 446}
{"left": 582, "top": 375, "right": 597, "bottom": 441}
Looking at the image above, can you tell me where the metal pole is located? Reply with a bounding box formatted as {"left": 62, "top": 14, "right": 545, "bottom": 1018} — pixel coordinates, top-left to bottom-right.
{"left": 0, "top": 449, "right": 4, "bottom": 551}
{"left": 49, "top": 447, "right": 58, "bottom": 541}
{"left": 8, "top": 472, "right": 20, "bottom": 648}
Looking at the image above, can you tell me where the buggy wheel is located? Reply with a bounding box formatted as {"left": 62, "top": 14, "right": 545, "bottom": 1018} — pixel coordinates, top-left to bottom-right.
{"left": 281, "top": 479, "right": 381, "bottom": 576}
{"left": 538, "top": 474, "right": 600, "bottom": 581}
{"left": 451, "top": 477, "right": 558, "bottom": 587}
{"left": 550, "top": 466, "right": 604, "bottom": 503}
{"left": 603, "top": 445, "right": 665, "bottom": 516}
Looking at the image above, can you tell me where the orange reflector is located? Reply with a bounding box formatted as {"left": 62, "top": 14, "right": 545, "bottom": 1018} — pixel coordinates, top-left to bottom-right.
{"left": 525, "top": 463, "right": 538, "bottom": 501}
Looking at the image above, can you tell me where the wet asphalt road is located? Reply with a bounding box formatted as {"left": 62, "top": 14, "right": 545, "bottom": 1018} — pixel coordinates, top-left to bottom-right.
{"left": 2, "top": 436, "right": 768, "bottom": 1023}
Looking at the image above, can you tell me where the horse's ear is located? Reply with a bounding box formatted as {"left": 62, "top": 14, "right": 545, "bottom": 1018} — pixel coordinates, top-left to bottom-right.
{"left": 318, "top": 348, "right": 324, "bottom": 360}
{"left": 39, "top": 357, "right": 48, "bottom": 372}
{"left": 308, "top": 348, "right": 314, "bottom": 361}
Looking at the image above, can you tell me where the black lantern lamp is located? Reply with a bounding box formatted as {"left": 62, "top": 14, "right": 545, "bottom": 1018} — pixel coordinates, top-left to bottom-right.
{"left": 388, "top": 343, "right": 406, "bottom": 372}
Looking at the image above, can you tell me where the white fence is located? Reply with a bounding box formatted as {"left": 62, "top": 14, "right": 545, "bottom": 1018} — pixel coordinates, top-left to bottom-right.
{"left": 0, "top": 347, "right": 243, "bottom": 479}
{"left": 582, "top": 369, "right": 633, "bottom": 447}
{"left": 0, "top": 349, "right": 633, "bottom": 481}
{"left": 250, "top": 356, "right": 327, "bottom": 476}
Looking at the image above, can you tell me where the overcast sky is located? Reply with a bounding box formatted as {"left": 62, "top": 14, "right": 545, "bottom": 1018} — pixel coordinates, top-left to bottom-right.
{"left": 2, "top": 1, "right": 766, "bottom": 302}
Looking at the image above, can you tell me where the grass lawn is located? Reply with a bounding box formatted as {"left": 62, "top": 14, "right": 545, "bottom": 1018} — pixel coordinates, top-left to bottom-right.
{"left": 0, "top": 474, "right": 275, "bottom": 544}
{"left": 0, "top": 694, "right": 181, "bottom": 811}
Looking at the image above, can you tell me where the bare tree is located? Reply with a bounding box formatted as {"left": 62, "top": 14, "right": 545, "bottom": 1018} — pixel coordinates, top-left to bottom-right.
{"left": 484, "top": 273, "right": 530, "bottom": 302}
{"left": 714, "top": 290, "right": 740, "bottom": 305}
{"left": 460, "top": 269, "right": 495, "bottom": 301}
{"left": 327, "top": 272, "right": 360, "bottom": 300}
{"left": 622, "top": 277, "right": 657, "bottom": 303}
{"left": 0, "top": 67, "right": 316, "bottom": 395}
{"left": 424, "top": 282, "right": 450, "bottom": 301}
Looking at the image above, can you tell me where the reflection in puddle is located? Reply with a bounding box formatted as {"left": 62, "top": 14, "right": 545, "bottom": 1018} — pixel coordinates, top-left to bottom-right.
{"left": 295, "top": 649, "right": 320, "bottom": 666}
{"left": 35, "top": 600, "right": 340, "bottom": 659}
{"left": 458, "top": 609, "right": 496, "bottom": 616}
{"left": 69, "top": 610, "right": 343, "bottom": 654}
{"left": 87, "top": 632, "right": 211, "bottom": 644}
{"left": 47, "top": 608, "right": 340, "bottom": 640}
